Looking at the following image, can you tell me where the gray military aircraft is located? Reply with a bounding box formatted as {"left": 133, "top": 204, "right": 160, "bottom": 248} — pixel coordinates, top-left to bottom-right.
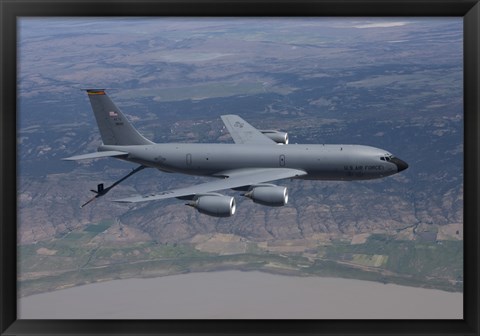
{"left": 64, "top": 89, "right": 408, "bottom": 217}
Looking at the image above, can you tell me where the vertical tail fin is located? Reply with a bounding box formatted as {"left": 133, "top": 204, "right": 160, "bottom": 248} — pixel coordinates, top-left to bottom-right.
{"left": 85, "top": 89, "right": 153, "bottom": 146}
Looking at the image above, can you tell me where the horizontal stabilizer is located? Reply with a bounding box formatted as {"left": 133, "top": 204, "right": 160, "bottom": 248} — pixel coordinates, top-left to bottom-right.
{"left": 62, "top": 150, "right": 128, "bottom": 161}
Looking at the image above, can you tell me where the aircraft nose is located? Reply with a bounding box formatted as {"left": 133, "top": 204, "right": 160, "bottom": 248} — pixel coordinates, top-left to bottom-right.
{"left": 391, "top": 157, "right": 409, "bottom": 172}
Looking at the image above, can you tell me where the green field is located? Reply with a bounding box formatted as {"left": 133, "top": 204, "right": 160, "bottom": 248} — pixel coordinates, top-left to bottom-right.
{"left": 18, "top": 226, "right": 463, "bottom": 297}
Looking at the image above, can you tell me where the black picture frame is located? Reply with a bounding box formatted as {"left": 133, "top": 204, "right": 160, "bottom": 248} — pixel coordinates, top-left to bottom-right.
{"left": 1, "top": 0, "right": 478, "bottom": 335}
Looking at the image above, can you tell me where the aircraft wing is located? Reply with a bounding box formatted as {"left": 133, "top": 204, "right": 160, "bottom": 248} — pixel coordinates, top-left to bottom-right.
{"left": 221, "top": 114, "right": 277, "bottom": 145}
{"left": 113, "top": 168, "right": 306, "bottom": 203}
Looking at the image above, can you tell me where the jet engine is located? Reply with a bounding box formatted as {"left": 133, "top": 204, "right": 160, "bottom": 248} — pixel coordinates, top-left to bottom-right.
{"left": 187, "top": 194, "right": 236, "bottom": 217}
{"left": 244, "top": 184, "right": 288, "bottom": 207}
{"left": 259, "top": 130, "right": 289, "bottom": 144}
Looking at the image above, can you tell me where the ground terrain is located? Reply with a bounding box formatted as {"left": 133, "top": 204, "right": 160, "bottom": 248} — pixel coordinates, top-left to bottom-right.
{"left": 17, "top": 18, "right": 463, "bottom": 296}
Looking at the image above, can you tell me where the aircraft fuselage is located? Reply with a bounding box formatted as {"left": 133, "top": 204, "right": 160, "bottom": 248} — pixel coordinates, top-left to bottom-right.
{"left": 99, "top": 143, "right": 403, "bottom": 181}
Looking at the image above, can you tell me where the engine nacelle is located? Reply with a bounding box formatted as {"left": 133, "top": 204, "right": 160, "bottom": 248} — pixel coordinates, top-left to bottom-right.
{"left": 187, "top": 194, "right": 236, "bottom": 217}
{"left": 244, "top": 184, "right": 288, "bottom": 207}
{"left": 260, "top": 130, "right": 289, "bottom": 144}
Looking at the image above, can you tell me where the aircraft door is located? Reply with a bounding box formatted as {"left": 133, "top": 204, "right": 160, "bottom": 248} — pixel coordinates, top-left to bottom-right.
{"left": 279, "top": 154, "right": 286, "bottom": 167}
{"left": 186, "top": 153, "right": 192, "bottom": 166}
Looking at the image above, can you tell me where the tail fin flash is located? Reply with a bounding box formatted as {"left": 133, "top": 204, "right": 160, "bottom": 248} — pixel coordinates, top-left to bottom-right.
{"left": 85, "top": 89, "right": 153, "bottom": 146}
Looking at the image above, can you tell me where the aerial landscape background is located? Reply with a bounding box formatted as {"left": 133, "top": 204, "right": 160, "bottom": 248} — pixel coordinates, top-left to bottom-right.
{"left": 17, "top": 17, "right": 463, "bottom": 306}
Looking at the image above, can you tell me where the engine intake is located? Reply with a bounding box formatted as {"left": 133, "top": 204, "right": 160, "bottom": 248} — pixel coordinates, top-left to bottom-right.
{"left": 187, "top": 194, "right": 236, "bottom": 217}
{"left": 244, "top": 184, "right": 288, "bottom": 207}
{"left": 260, "top": 130, "right": 289, "bottom": 144}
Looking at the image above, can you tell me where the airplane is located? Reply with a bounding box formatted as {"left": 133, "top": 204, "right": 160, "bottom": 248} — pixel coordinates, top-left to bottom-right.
{"left": 63, "top": 89, "right": 408, "bottom": 217}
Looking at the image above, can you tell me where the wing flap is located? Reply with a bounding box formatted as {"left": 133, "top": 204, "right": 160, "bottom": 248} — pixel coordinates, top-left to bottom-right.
{"left": 113, "top": 168, "right": 306, "bottom": 203}
{"left": 62, "top": 151, "right": 128, "bottom": 161}
{"left": 221, "top": 115, "right": 276, "bottom": 145}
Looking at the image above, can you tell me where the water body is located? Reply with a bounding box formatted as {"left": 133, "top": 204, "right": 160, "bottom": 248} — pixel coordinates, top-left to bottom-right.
{"left": 18, "top": 271, "right": 462, "bottom": 319}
